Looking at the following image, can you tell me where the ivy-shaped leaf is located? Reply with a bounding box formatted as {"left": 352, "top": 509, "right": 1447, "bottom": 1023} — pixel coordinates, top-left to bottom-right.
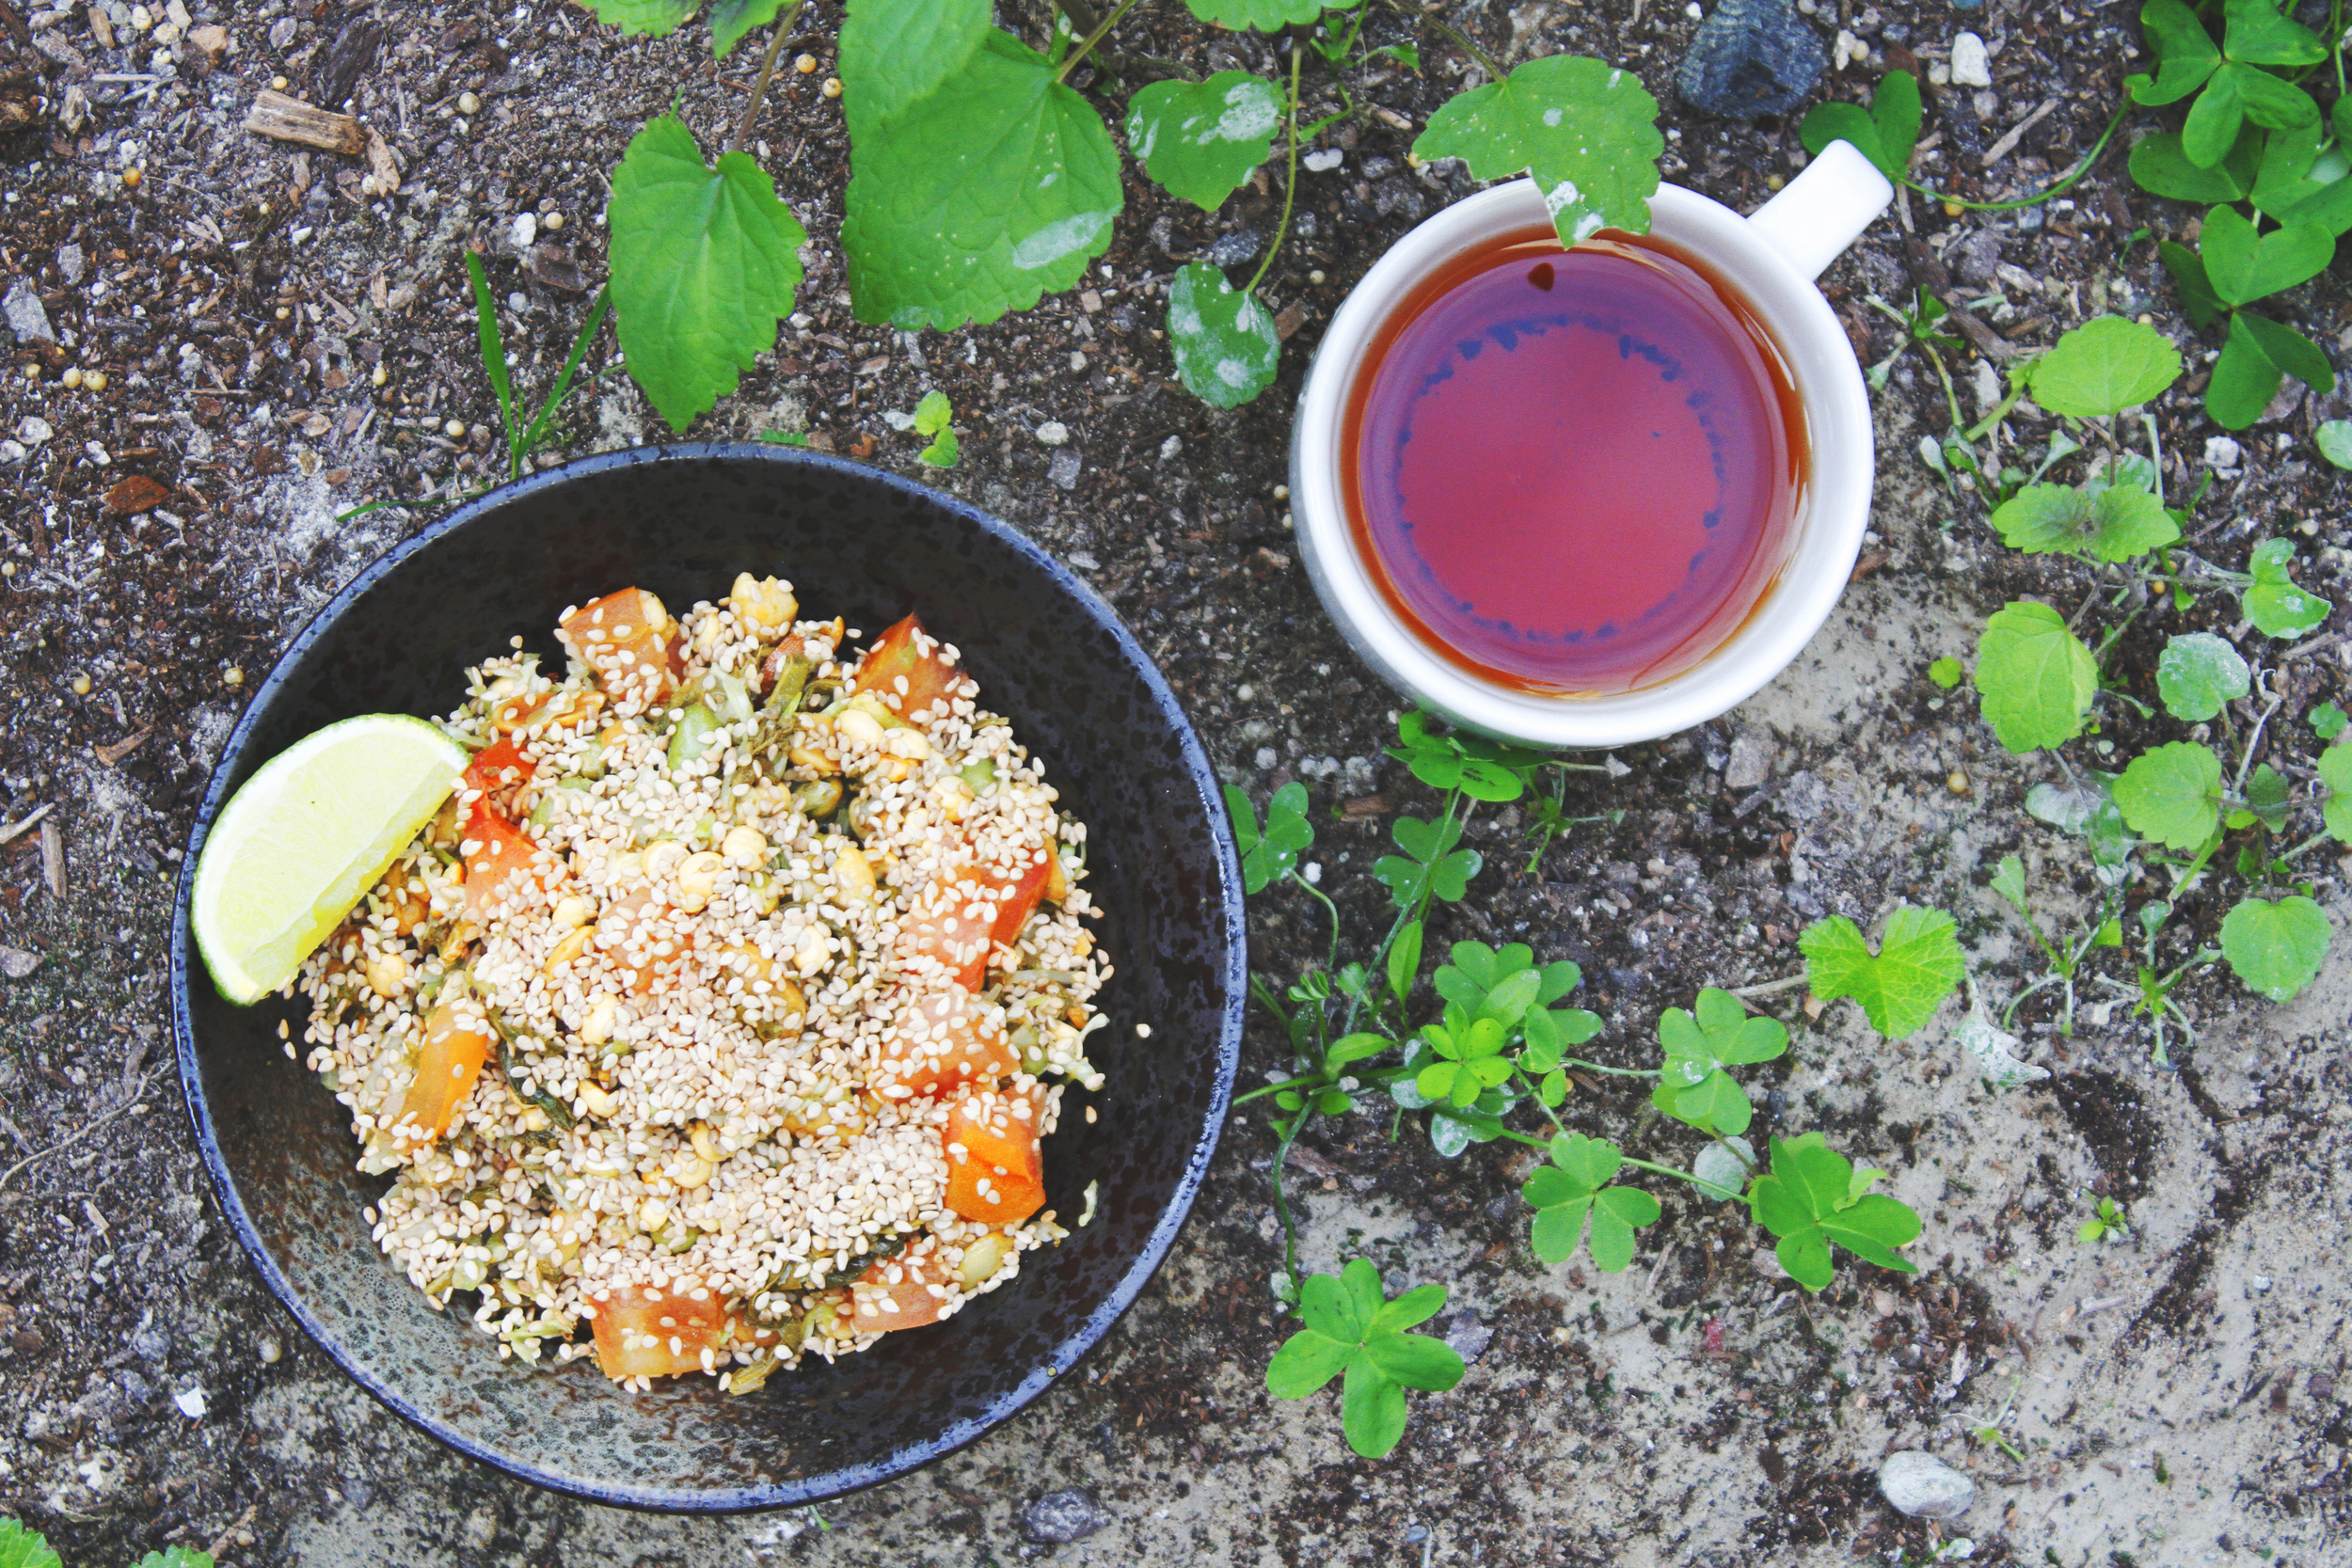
{"left": 1989, "top": 483, "right": 2179, "bottom": 564}
{"left": 2318, "top": 739, "right": 2352, "bottom": 841}
{"left": 2028, "top": 315, "right": 2184, "bottom": 417}
{"left": 838, "top": 0, "right": 992, "bottom": 137}
{"left": 843, "top": 28, "right": 1122, "bottom": 331}
{"left": 1797, "top": 68, "right": 1922, "bottom": 182}
{"left": 2113, "top": 740, "right": 2225, "bottom": 850}
{"left": 2219, "top": 894, "right": 2331, "bottom": 1001}
{"left": 0, "top": 1522, "right": 62, "bottom": 1568}
{"left": 1125, "top": 72, "right": 1282, "bottom": 211}
{"left": 1522, "top": 1133, "right": 1661, "bottom": 1271}
{"left": 608, "top": 114, "right": 808, "bottom": 433}
{"left": 2154, "top": 631, "right": 2250, "bottom": 721}
{"left": 1747, "top": 1132, "right": 1922, "bottom": 1291}
{"left": 1222, "top": 780, "right": 1312, "bottom": 894}
{"left": 1975, "top": 601, "right": 2098, "bottom": 754}
{"left": 2244, "top": 537, "right": 2332, "bottom": 636}
{"left": 1372, "top": 815, "right": 1482, "bottom": 910}
{"left": 1412, "top": 55, "right": 1663, "bottom": 246}
{"left": 1798, "top": 907, "right": 1964, "bottom": 1038}
{"left": 914, "top": 388, "right": 959, "bottom": 467}
{"left": 1650, "top": 988, "right": 1788, "bottom": 1136}
{"left": 1265, "top": 1259, "right": 1464, "bottom": 1459}
{"left": 1168, "top": 261, "right": 1279, "bottom": 408}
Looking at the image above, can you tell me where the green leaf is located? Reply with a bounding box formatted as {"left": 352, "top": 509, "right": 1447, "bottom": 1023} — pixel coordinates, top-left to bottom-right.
{"left": 0, "top": 1522, "right": 62, "bottom": 1568}
{"left": 837, "top": 0, "right": 992, "bottom": 138}
{"left": 583, "top": 0, "right": 701, "bottom": 40}
{"left": 2249, "top": 119, "right": 2326, "bottom": 216}
{"left": 2313, "top": 704, "right": 2350, "bottom": 741}
{"left": 2222, "top": 0, "right": 2326, "bottom": 66}
{"left": 1989, "top": 483, "right": 2180, "bottom": 564}
{"left": 2319, "top": 739, "right": 2352, "bottom": 839}
{"left": 843, "top": 29, "right": 1122, "bottom": 331}
{"left": 1125, "top": 72, "right": 1283, "bottom": 211}
{"left": 1367, "top": 1282, "right": 1449, "bottom": 1335}
{"left": 1975, "top": 600, "right": 2098, "bottom": 754}
{"left": 2127, "top": 0, "right": 2220, "bottom": 106}
{"left": 2201, "top": 205, "right": 2333, "bottom": 307}
{"left": 1167, "top": 261, "right": 1279, "bottom": 408}
{"left": 1341, "top": 1354, "right": 1409, "bottom": 1457}
{"left": 1991, "top": 852, "right": 2030, "bottom": 914}
{"left": 2220, "top": 894, "right": 2331, "bottom": 1001}
{"left": 1266, "top": 1324, "right": 1353, "bottom": 1396}
{"left": 134, "top": 1553, "right": 215, "bottom": 1568}
{"left": 1388, "top": 919, "right": 1423, "bottom": 1005}
{"left": 1374, "top": 816, "right": 1482, "bottom": 909}
{"left": 2208, "top": 309, "right": 2288, "bottom": 428}
{"left": 2028, "top": 315, "right": 2184, "bottom": 417}
{"left": 1411, "top": 54, "right": 1663, "bottom": 246}
{"left": 913, "top": 388, "right": 959, "bottom": 467}
{"left": 465, "top": 251, "right": 515, "bottom": 442}
{"left": 1799, "top": 70, "right": 1920, "bottom": 183}
{"left": 1267, "top": 1260, "right": 1461, "bottom": 1458}
{"left": 706, "top": 0, "right": 785, "bottom": 59}
{"left": 1928, "top": 656, "right": 1964, "bottom": 689}
{"left": 1363, "top": 1329, "right": 1465, "bottom": 1388}
{"left": 2245, "top": 537, "right": 2332, "bottom": 636}
{"left": 2159, "top": 239, "right": 2227, "bottom": 330}
{"left": 1523, "top": 1133, "right": 1659, "bottom": 1270}
{"left": 2316, "top": 420, "right": 2352, "bottom": 469}
{"left": 1747, "top": 1132, "right": 1923, "bottom": 1291}
{"left": 1799, "top": 103, "right": 1886, "bottom": 177}
{"left": 2246, "top": 761, "right": 2293, "bottom": 832}
{"left": 2154, "top": 631, "right": 2251, "bottom": 721}
{"left": 2129, "top": 126, "right": 2259, "bottom": 201}
{"left": 1184, "top": 0, "right": 1326, "bottom": 26}
{"left": 608, "top": 115, "right": 808, "bottom": 434}
{"left": 2113, "top": 740, "right": 2225, "bottom": 850}
{"left": 1798, "top": 907, "right": 1965, "bottom": 1038}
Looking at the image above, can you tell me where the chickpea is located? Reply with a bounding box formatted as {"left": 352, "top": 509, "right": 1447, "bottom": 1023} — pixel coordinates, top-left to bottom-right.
{"left": 580, "top": 992, "right": 620, "bottom": 1045}
{"left": 638, "top": 1197, "right": 670, "bottom": 1233}
{"left": 578, "top": 1082, "right": 618, "bottom": 1117}
{"left": 721, "top": 825, "right": 770, "bottom": 866}
{"left": 793, "top": 924, "right": 832, "bottom": 976}
{"left": 673, "top": 849, "right": 726, "bottom": 911}
{"left": 543, "top": 926, "right": 594, "bottom": 974}
{"left": 552, "top": 894, "right": 596, "bottom": 929}
{"left": 727, "top": 573, "right": 800, "bottom": 636}
{"left": 831, "top": 845, "right": 877, "bottom": 904}
{"left": 364, "top": 950, "right": 409, "bottom": 999}
{"left": 833, "top": 706, "right": 885, "bottom": 750}
{"left": 884, "top": 727, "right": 931, "bottom": 762}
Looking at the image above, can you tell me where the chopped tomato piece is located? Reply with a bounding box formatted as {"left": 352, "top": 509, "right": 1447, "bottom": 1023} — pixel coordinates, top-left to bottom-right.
{"left": 596, "top": 886, "right": 691, "bottom": 995}
{"left": 589, "top": 1282, "right": 772, "bottom": 1380}
{"left": 849, "top": 1238, "right": 955, "bottom": 1333}
{"left": 460, "top": 736, "right": 536, "bottom": 822}
{"left": 559, "top": 588, "right": 680, "bottom": 709}
{"left": 943, "top": 1083, "right": 1048, "bottom": 1224}
{"left": 461, "top": 803, "right": 555, "bottom": 921}
{"left": 882, "top": 988, "right": 1015, "bottom": 1098}
{"left": 852, "top": 612, "right": 969, "bottom": 723}
{"left": 488, "top": 688, "right": 605, "bottom": 736}
{"left": 901, "top": 847, "right": 1053, "bottom": 991}
{"left": 391, "top": 998, "right": 493, "bottom": 1143}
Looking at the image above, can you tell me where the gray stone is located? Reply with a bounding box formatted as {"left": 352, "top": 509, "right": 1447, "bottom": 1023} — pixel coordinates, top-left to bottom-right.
{"left": 1724, "top": 728, "right": 1778, "bottom": 791}
{"left": 1677, "top": 0, "right": 1827, "bottom": 119}
{"left": 1048, "top": 449, "right": 1082, "bottom": 490}
{"left": 1951, "top": 230, "right": 2003, "bottom": 288}
{"left": 1442, "top": 1310, "right": 1494, "bottom": 1364}
{"left": 5, "top": 278, "right": 55, "bottom": 345}
{"left": 1020, "top": 1488, "right": 1112, "bottom": 1544}
{"left": 1949, "top": 32, "right": 1993, "bottom": 88}
{"left": 1203, "top": 229, "right": 1263, "bottom": 268}
{"left": 56, "top": 244, "right": 85, "bottom": 286}
{"left": 1878, "top": 1451, "right": 1976, "bottom": 1519}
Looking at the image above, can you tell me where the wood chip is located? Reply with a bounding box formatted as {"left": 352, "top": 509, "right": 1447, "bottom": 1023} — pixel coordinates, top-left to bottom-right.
{"left": 103, "top": 474, "right": 171, "bottom": 514}
{"left": 243, "top": 89, "right": 366, "bottom": 156}
{"left": 86, "top": 4, "right": 114, "bottom": 49}
{"left": 1981, "top": 98, "right": 2060, "bottom": 170}
{"left": 365, "top": 124, "right": 401, "bottom": 196}
{"left": 40, "top": 819, "right": 64, "bottom": 899}
{"left": 95, "top": 728, "right": 151, "bottom": 767}
{"left": 187, "top": 23, "right": 228, "bottom": 59}
{"left": 0, "top": 802, "right": 52, "bottom": 847}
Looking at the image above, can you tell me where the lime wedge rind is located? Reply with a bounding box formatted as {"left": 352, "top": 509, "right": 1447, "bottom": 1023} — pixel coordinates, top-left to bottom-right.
{"left": 191, "top": 714, "right": 469, "bottom": 1005}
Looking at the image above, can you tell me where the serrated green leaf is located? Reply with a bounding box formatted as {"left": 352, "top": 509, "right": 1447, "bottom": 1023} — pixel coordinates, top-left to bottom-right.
{"left": 2316, "top": 420, "right": 2352, "bottom": 469}
{"left": 2220, "top": 894, "right": 2331, "bottom": 1001}
{"left": 1748, "top": 1132, "right": 1922, "bottom": 1291}
{"left": 1990, "top": 483, "right": 2179, "bottom": 563}
{"left": 2245, "top": 536, "right": 2332, "bottom": 636}
{"left": 2319, "top": 740, "right": 2352, "bottom": 839}
{"left": 1168, "top": 260, "right": 1279, "bottom": 407}
{"left": 2130, "top": 125, "right": 2259, "bottom": 200}
{"left": 1184, "top": 0, "right": 1326, "bottom": 25}
{"left": 2154, "top": 631, "right": 2251, "bottom": 721}
{"left": 609, "top": 115, "right": 807, "bottom": 434}
{"left": 2128, "top": 0, "right": 2220, "bottom": 107}
{"left": 1975, "top": 600, "right": 2097, "bottom": 753}
{"left": 0, "top": 1524, "right": 61, "bottom": 1568}
{"left": 706, "top": 0, "right": 785, "bottom": 59}
{"left": 2113, "top": 740, "right": 2225, "bottom": 849}
{"left": 2029, "top": 315, "right": 2184, "bottom": 417}
{"left": 1798, "top": 907, "right": 1965, "bottom": 1038}
{"left": 2201, "top": 204, "right": 2333, "bottom": 306}
{"left": 1412, "top": 55, "right": 1662, "bottom": 246}
{"left": 584, "top": 0, "right": 701, "bottom": 40}
{"left": 134, "top": 1552, "right": 214, "bottom": 1568}
{"left": 843, "top": 29, "right": 1121, "bottom": 331}
{"left": 1126, "top": 72, "right": 1282, "bottom": 211}
{"left": 837, "top": 0, "right": 992, "bottom": 137}
{"left": 914, "top": 388, "right": 958, "bottom": 466}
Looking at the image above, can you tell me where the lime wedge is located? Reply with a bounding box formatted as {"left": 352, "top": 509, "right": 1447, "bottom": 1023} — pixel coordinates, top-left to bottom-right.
{"left": 192, "top": 714, "right": 469, "bottom": 1005}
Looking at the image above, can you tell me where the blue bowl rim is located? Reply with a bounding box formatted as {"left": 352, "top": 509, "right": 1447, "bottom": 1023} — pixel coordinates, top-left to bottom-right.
{"left": 168, "top": 441, "right": 1247, "bottom": 1513}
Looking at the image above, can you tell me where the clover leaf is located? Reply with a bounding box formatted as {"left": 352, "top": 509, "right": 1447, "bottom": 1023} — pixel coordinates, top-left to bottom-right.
{"left": 842, "top": 28, "right": 1121, "bottom": 331}
{"left": 1388, "top": 711, "right": 1542, "bottom": 802}
{"left": 2126, "top": 0, "right": 2222, "bottom": 108}
{"left": 0, "top": 1522, "right": 61, "bottom": 1568}
{"left": 2322, "top": 740, "right": 2352, "bottom": 841}
{"left": 1373, "top": 815, "right": 1482, "bottom": 911}
{"left": 1125, "top": 71, "right": 1283, "bottom": 211}
{"left": 2027, "top": 315, "right": 2184, "bottom": 418}
{"left": 2201, "top": 205, "right": 2333, "bottom": 307}
{"left": 1223, "top": 780, "right": 1312, "bottom": 895}
{"left": 1749, "top": 1133, "right": 1922, "bottom": 1290}
{"left": 2131, "top": 0, "right": 2324, "bottom": 167}
{"left": 2220, "top": 894, "right": 2331, "bottom": 1001}
{"left": 838, "top": 0, "right": 991, "bottom": 136}
{"left": 1265, "top": 1259, "right": 1465, "bottom": 1459}
{"left": 2208, "top": 309, "right": 2335, "bottom": 429}
{"left": 1799, "top": 907, "right": 1964, "bottom": 1038}
{"left": 1523, "top": 1133, "right": 1661, "bottom": 1271}
{"left": 135, "top": 1552, "right": 215, "bottom": 1568}
{"left": 1167, "top": 261, "right": 1280, "bottom": 408}
{"left": 1412, "top": 54, "right": 1662, "bottom": 247}
{"left": 2113, "top": 740, "right": 2225, "bottom": 850}
{"left": 1415, "top": 1014, "right": 1518, "bottom": 1108}
{"left": 1650, "top": 988, "right": 1788, "bottom": 1136}
{"left": 912, "top": 388, "right": 959, "bottom": 467}
{"left": 607, "top": 114, "right": 809, "bottom": 433}
{"left": 1989, "top": 483, "right": 2179, "bottom": 564}
{"left": 1798, "top": 68, "right": 1921, "bottom": 183}
{"left": 2129, "top": 126, "right": 2261, "bottom": 203}
{"left": 1975, "top": 600, "right": 2097, "bottom": 754}
{"left": 2245, "top": 538, "right": 2332, "bottom": 637}
{"left": 2154, "top": 631, "right": 2251, "bottom": 721}
{"left": 1185, "top": 0, "right": 1329, "bottom": 26}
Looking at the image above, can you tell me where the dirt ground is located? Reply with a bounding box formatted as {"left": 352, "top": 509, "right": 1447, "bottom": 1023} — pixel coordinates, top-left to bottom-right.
{"left": 2, "top": 0, "right": 2349, "bottom": 1563}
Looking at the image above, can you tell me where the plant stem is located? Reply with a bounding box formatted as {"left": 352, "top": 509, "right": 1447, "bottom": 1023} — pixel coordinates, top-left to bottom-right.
{"left": 726, "top": 2, "right": 804, "bottom": 156}
{"left": 1902, "top": 99, "right": 2129, "bottom": 214}
{"left": 1561, "top": 1058, "right": 1660, "bottom": 1078}
{"left": 1054, "top": 0, "right": 1144, "bottom": 83}
{"left": 1245, "top": 46, "right": 1306, "bottom": 297}
{"left": 1268, "top": 1109, "right": 1310, "bottom": 1288}
{"left": 1619, "top": 1155, "right": 1732, "bottom": 1192}
{"left": 1287, "top": 862, "right": 1343, "bottom": 972}
{"left": 1389, "top": 0, "right": 1504, "bottom": 79}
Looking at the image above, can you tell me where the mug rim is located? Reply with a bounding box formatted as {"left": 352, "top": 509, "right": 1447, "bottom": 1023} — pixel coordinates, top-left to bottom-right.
{"left": 1290, "top": 178, "right": 1876, "bottom": 751}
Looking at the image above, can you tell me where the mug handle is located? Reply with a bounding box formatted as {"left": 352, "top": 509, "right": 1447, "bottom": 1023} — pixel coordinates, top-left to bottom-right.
{"left": 1746, "top": 139, "right": 1896, "bottom": 284}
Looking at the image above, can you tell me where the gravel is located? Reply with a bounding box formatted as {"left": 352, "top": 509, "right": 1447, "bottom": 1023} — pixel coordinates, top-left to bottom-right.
{"left": 1877, "top": 1451, "right": 1977, "bottom": 1520}
{"left": 1018, "top": 1487, "right": 1112, "bottom": 1544}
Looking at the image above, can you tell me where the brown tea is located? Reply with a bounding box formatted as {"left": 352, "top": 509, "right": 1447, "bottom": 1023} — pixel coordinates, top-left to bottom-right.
{"left": 1341, "top": 226, "right": 1806, "bottom": 695}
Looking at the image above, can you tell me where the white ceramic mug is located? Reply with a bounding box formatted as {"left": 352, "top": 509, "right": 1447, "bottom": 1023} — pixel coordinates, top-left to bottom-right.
{"left": 1289, "top": 139, "right": 1895, "bottom": 751}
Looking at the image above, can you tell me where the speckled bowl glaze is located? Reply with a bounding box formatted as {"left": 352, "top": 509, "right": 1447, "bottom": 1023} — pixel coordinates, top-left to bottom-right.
{"left": 170, "top": 444, "right": 1245, "bottom": 1513}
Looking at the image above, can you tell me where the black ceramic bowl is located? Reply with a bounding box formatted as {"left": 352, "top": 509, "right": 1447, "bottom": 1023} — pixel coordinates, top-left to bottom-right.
{"left": 170, "top": 444, "right": 1244, "bottom": 1512}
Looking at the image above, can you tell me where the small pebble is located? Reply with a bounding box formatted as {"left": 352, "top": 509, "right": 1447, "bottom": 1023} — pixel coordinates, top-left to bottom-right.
{"left": 120, "top": 168, "right": 140, "bottom": 189}
{"left": 173, "top": 1387, "right": 206, "bottom": 1418}
{"left": 1035, "top": 420, "right": 1071, "bottom": 447}
{"left": 258, "top": 1335, "right": 283, "bottom": 1365}
{"left": 1879, "top": 1451, "right": 1975, "bottom": 1519}
{"left": 445, "top": 419, "right": 467, "bottom": 438}
{"left": 1947, "top": 769, "right": 1969, "bottom": 796}
{"left": 371, "top": 363, "right": 389, "bottom": 388}
{"left": 821, "top": 77, "right": 842, "bottom": 99}
{"left": 457, "top": 91, "right": 481, "bottom": 115}
{"left": 1302, "top": 149, "right": 1343, "bottom": 172}
{"left": 1272, "top": 483, "right": 1289, "bottom": 500}
{"left": 545, "top": 212, "right": 564, "bottom": 230}
{"left": 510, "top": 212, "right": 537, "bottom": 248}
{"left": 1068, "top": 351, "right": 1087, "bottom": 372}
{"left": 1949, "top": 32, "right": 1993, "bottom": 88}
{"left": 130, "top": 5, "right": 153, "bottom": 31}
{"left": 1307, "top": 268, "right": 1326, "bottom": 285}
{"left": 2204, "top": 436, "right": 2243, "bottom": 470}
{"left": 61, "top": 366, "right": 82, "bottom": 389}
{"left": 1018, "top": 1489, "right": 1111, "bottom": 1545}
{"left": 794, "top": 53, "right": 818, "bottom": 73}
